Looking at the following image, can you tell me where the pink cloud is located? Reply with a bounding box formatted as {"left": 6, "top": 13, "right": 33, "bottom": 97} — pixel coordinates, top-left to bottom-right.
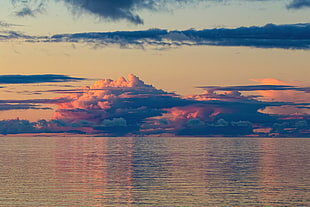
{"left": 2, "top": 74, "right": 309, "bottom": 137}
{"left": 252, "top": 78, "right": 310, "bottom": 115}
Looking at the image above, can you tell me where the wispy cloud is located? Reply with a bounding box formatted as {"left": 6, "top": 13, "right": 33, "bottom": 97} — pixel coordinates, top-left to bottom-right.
{"left": 11, "top": 0, "right": 46, "bottom": 17}
{"left": 0, "top": 20, "right": 21, "bottom": 28}
{"left": 0, "top": 74, "right": 86, "bottom": 84}
{"left": 0, "top": 30, "right": 31, "bottom": 40}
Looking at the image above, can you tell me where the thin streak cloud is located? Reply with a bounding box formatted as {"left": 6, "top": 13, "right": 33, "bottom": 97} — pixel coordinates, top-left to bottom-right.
{"left": 197, "top": 85, "right": 309, "bottom": 92}
{"left": 0, "top": 103, "right": 52, "bottom": 111}
{"left": 0, "top": 21, "right": 21, "bottom": 28}
{"left": 0, "top": 74, "right": 86, "bottom": 84}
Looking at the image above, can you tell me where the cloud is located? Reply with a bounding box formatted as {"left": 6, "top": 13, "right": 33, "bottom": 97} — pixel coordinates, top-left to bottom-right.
{"left": 61, "top": 0, "right": 144, "bottom": 24}
{"left": 48, "top": 23, "right": 310, "bottom": 50}
{"left": 0, "top": 103, "right": 51, "bottom": 111}
{"left": 51, "top": 74, "right": 191, "bottom": 135}
{"left": 0, "top": 74, "right": 86, "bottom": 84}
{"left": 287, "top": 0, "right": 310, "bottom": 9}
{"left": 1, "top": 74, "right": 309, "bottom": 137}
{"left": 11, "top": 0, "right": 46, "bottom": 17}
{"left": 0, "top": 119, "right": 36, "bottom": 135}
{"left": 11, "top": 0, "right": 310, "bottom": 24}
{"left": 47, "top": 74, "right": 309, "bottom": 137}
{"left": 1, "top": 23, "right": 309, "bottom": 50}
{"left": 0, "top": 97, "right": 73, "bottom": 105}
{"left": 0, "top": 30, "right": 31, "bottom": 40}
{"left": 11, "top": 0, "right": 203, "bottom": 24}
{"left": 249, "top": 79, "right": 310, "bottom": 115}
{"left": 0, "top": 21, "right": 21, "bottom": 28}
{"left": 198, "top": 78, "right": 310, "bottom": 116}
{"left": 197, "top": 85, "right": 300, "bottom": 92}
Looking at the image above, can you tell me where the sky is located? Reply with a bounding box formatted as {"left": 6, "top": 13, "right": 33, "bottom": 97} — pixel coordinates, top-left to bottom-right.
{"left": 0, "top": 0, "right": 309, "bottom": 137}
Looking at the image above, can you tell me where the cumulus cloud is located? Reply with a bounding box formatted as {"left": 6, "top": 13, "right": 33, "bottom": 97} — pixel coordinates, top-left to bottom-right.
{"left": 46, "top": 74, "right": 310, "bottom": 136}
{"left": 1, "top": 74, "right": 309, "bottom": 137}
{"left": 51, "top": 74, "right": 190, "bottom": 135}
{"left": 0, "top": 74, "right": 86, "bottom": 84}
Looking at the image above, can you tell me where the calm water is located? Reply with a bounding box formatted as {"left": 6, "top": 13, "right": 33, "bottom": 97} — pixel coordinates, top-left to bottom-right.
{"left": 0, "top": 137, "right": 309, "bottom": 207}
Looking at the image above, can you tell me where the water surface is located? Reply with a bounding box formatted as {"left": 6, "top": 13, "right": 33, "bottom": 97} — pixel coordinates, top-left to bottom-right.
{"left": 0, "top": 137, "right": 309, "bottom": 206}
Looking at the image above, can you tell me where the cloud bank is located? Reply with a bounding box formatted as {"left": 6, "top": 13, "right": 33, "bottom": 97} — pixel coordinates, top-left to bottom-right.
{"left": 1, "top": 74, "right": 309, "bottom": 137}
{"left": 1, "top": 22, "right": 309, "bottom": 49}
{"left": 49, "top": 23, "right": 310, "bottom": 49}
{"left": 2, "top": 23, "right": 307, "bottom": 50}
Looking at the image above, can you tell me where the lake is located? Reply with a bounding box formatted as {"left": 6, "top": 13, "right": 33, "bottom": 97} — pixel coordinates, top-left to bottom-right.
{"left": 0, "top": 137, "right": 309, "bottom": 206}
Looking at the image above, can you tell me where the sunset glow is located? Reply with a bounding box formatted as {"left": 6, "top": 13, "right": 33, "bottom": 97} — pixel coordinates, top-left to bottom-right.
{"left": 0, "top": 0, "right": 309, "bottom": 136}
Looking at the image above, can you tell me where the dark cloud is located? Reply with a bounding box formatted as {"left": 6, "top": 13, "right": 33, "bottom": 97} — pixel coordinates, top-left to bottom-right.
{"left": 287, "top": 0, "right": 310, "bottom": 9}
{"left": 0, "top": 74, "right": 86, "bottom": 84}
{"left": 48, "top": 23, "right": 310, "bottom": 50}
{"left": 1, "top": 23, "right": 309, "bottom": 50}
{"left": 61, "top": 0, "right": 146, "bottom": 24}
{"left": 0, "top": 119, "right": 36, "bottom": 135}
{"left": 12, "top": 0, "right": 202, "bottom": 24}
